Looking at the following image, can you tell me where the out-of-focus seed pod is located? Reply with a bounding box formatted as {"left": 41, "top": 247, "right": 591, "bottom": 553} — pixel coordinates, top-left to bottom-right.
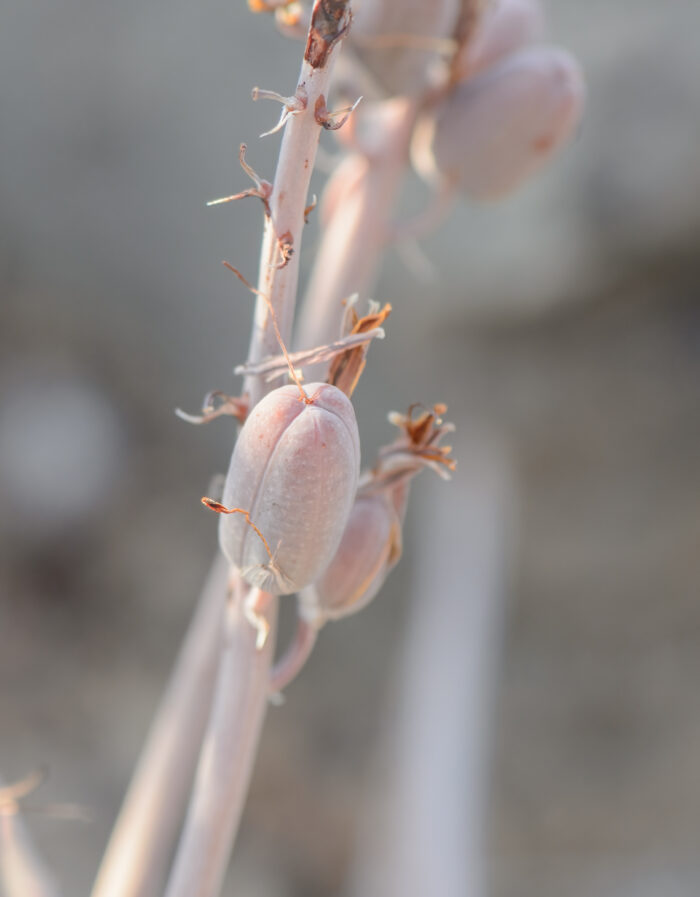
{"left": 299, "top": 491, "right": 402, "bottom": 625}
{"left": 348, "top": 0, "right": 461, "bottom": 97}
{"left": 412, "top": 46, "right": 585, "bottom": 201}
{"left": 218, "top": 382, "right": 360, "bottom": 595}
{"left": 453, "top": 0, "right": 544, "bottom": 81}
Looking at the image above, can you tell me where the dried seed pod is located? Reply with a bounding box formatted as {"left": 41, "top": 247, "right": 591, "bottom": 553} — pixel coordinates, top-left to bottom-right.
{"left": 298, "top": 403, "right": 455, "bottom": 627}
{"left": 299, "top": 491, "right": 402, "bottom": 625}
{"left": 454, "top": 0, "right": 544, "bottom": 81}
{"left": 348, "top": 0, "right": 461, "bottom": 97}
{"left": 412, "top": 46, "right": 585, "bottom": 201}
{"left": 217, "top": 382, "right": 360, "bottom": 594}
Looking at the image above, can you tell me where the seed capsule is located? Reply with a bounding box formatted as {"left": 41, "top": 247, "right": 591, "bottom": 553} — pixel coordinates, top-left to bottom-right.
{"left": 348, "top": 0, "right": 461, "bottom": 97}
{"left": 299, "top": 491, "right": 402, "bottom": 625}
{"left": 412, "top": 46, "right": 585, "bottom": 201}
{"left": 455, "top": 0, "right": 544, "bottom": 80}
{"left": 217, "top": 382, "right": 360, "bottom": 595}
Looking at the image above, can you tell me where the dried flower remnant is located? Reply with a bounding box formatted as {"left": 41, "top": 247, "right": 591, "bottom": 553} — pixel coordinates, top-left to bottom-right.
{"left": 412, "top": 45, "right": 585, "bottom": 201}
{"left": 175, "top": 391, "right": 249, "bottom": 426}
{"left": 327, "top": 299, "right": 392, "bottom": 396}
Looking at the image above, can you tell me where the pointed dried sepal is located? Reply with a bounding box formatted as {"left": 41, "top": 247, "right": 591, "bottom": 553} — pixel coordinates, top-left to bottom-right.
{"left": 327, "top": 302, "right": 392, "bottom": 396}
{"left": 412, "top": 46, "right": 585, "bottom": 201}
{"left": 175, "top": 391, "right": 249, "bottom": 426}
{"left": 374, "top": 403, "right": 457, "bottom": 481}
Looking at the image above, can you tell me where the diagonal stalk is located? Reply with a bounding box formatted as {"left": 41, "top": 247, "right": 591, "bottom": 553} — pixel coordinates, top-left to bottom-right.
{"left": 163, "top": 4, "right": 352, "bottom": 896}
{"left": 90, "top": 554, "right": 229, "bottom": 897}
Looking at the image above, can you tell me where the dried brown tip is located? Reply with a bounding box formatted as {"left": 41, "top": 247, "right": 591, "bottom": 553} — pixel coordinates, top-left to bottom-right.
{"left": 378, "top": 402, "right": 457, "bottom": 478}
{"left": 248, "top": 0, "right": 295, "bottom": 13}
{"left": 201, "top": 498, "right": 274, "bottom": 562}
{"left": 207, "top": 145, "right": 272, "bottom": 217}
{"left": 176, "top": 391, "right": 249, "bottom": 426}
{"left": 328, "top": 302, "right": 392, "bottom": 397}
{"left": 304, "top": 195, "right": 318, "bottom": 223}
{"left": 305, "top": 0, "right": 351, "bottom": 69}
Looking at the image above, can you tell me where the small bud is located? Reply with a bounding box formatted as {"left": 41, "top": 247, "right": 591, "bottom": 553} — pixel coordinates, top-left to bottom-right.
{"left": 454, "top": 0, "right": 545, "bottom": 80}
{"left": 217, "top": 383, "right": 360, "bottom": 594}
{"left": 412, "top": 46, "right": 585, "bottom": 201}
{"left": 299, "top": 492, "right": 402, "bottom": 625}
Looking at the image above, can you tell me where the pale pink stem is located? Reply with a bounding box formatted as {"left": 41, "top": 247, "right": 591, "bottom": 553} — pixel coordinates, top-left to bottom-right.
{"left": 162, "top": 4, "right": 351, "bottom": 896}
{"left": 269, "top": 616, "right": 319, "bottom": 694}
{"left": 295, "top": 98, "right": 418, "bottom": 363}
{"left": 0, "top": 778, "right": 62, "bottom": 897}
{"left": 347, "top": 434, "right": 514, "bottom": 897}
{"left": 244, "top": 0, "right": 352, "bottom": 406}
{"left": 164, "top": 588, "right": 278, "bottom": 897}
{"left": 90, "top": 554, "right": 229, "bottom": 897}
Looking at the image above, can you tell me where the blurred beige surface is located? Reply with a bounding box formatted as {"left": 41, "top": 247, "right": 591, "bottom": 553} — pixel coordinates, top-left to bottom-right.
{"left": 1, "top": 1, "right": 700, "bottom": 895}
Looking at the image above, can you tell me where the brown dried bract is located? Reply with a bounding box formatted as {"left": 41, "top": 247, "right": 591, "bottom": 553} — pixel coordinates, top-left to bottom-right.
{"left": 375, "top": 403, "right": 456, "bottom": 480}
{"left": 305, "top": 0, "right": 351, "bottom": 69}
{"left": 327, "top": 302, "right": 392, "bottom": 397}
{"left": 175, "top": 391, "right": 249, "bottom": 426}
{"left": 275, "top": 231, "right": 294, "bottom": 268}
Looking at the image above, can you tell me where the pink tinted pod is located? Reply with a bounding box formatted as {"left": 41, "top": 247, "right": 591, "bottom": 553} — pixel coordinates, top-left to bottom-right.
{"left": 456, "top": 0, "right": 545, "bottom": 79}
{"left": 412, "top": 46, "right": 585, "bottom": 201}
{"left": 299, "top": 492, "right": 401, "bottom": 625}
{"left": 349, "top": 0, "right": 460, "bottom": 96}
{"left": 219, "top": 383, "right": 360, "bottom": 595}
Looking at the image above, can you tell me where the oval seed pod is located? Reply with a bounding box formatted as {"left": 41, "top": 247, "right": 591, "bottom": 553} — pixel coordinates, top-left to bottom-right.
{"left": 454, "top": 0, "right": 544, "bottom": 81}
{"left": 299, "top": 491, "right": 402, "bottom": 626}
{"left": 348, "top": 0, "right": 461, "bottom": 97}
{"left": 412, "top": 46, "right": 585, "bottom": 201}
{"left": 218, "top": 382, "right": 360, "bottom": 595}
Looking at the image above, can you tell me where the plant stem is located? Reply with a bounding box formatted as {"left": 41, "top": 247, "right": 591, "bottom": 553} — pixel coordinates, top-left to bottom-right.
{"left": 164, "top": 588, "right": 278, "bottom": 897}
{"left": 1, "top": 777, "right": 62, "bottom": 897}
{"left": 90, "top": 554, "right": 229, "bottom": 897}
{"left": 245, "top": 0, "right": 352, "bottom": 406}
{"left": 347, "top": 435, "right": 513, "bottom": 897}
{"left": 161, "top": 4, "right": 351, "bottom": 896}
{"left": 295, "top": 97, "right": 418, "bottom": 360}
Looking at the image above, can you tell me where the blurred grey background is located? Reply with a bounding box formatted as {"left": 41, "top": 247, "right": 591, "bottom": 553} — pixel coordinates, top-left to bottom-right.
{"left": 1, "top": 1, "right": 700, "bottom": 895}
